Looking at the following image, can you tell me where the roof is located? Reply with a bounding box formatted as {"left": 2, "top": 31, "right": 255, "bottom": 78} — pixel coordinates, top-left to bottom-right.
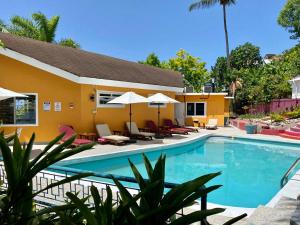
{"left": 176, "top": 92, "right": 228, "bottom": 96}
{"left": 0, "top": 32, "right": 184, "bottom": 89}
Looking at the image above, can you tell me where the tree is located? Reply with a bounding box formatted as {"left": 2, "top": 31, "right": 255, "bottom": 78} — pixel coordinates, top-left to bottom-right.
{"left": 58, "top": 38, "right": 81, "bottom": 48}
{"left": 189, "top": 0, "right": 236, "bottom": 72}
{"left": 278, "top": 0, "right": 300, "bottom": 40}
{"left": 211, "top": 56, "right": 228, "bottom": 91}
{"left": 168, "top": 49, "right": 209, "bottom": 92}
{"left": 138, "top": 53, "right": 161, "bottom": 67}
{"left": 211, "top": 42, "right": 263, "bottom": 92}
{"left": 230, "top": 42, "right": 263, "bottom": 70}
{"left": 4, "top": 12, "right": 80, "bottom": 48}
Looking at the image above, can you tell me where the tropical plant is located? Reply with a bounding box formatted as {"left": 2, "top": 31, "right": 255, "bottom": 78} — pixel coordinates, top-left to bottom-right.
{"left": 63, "top": 154, "right": 247, "bottom": 225}
{"left": 278, "top": 0, "right": 300, "bottom": 40}
{"left": 189, "top": 0, "right": 236, "bottom": 72}
{"left": 5, "top": 12, "right": 80, "bottom": 48}
{"left": 0, "top": 132, "right": 95, "bottom": 225}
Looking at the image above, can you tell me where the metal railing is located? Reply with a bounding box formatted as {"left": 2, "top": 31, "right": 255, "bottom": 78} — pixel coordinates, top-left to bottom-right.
{"left": 0, "top": 163, "right": 209, "bottom": 225}
{"left": 281, "top": 157, "right": 300, "bottom": 188}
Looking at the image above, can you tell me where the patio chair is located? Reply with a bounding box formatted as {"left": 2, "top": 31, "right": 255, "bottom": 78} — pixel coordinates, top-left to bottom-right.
{"left": 174, "top": 118, "right": 199, "bottom": 132}
{"left": 206, "top": 119, "right": 218, "bottom": 130}
{"left": 4, "top": 128, "right": 23, "bottom": 144}
{"left": 59, "top": 125, "right": 93, "bottom": 146}
{"left": 96, "top": 124, "right": 129, "bottom": 145}
{"left": 145, "top": 120, "right": 172, "bottom": 137}
{"left": 126, "top": 122, "right": 155, "bottom": 140}
{"left": 4, "top": 127, "right": 23, "bottom": 139}
{"left": 163, "top": 119, "right": 190, "bottom": 134}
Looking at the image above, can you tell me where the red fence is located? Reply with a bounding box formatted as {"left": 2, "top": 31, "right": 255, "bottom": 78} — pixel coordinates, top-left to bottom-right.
{"left": 250, "top": 99, "right": 300, "bottom": 114}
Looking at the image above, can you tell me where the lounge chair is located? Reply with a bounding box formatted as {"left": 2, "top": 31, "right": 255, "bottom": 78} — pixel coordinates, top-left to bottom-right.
{"left": 163, "top": 119, "right": 190, "bottom": 134}
{"left": 4, "top": 127, "right": 22, "bottom": 139}
{"left": 206, "top": 119, "right": 218, "bottom": 130}
{"left": 96, "top": 124, "right": 129, "bottom": 145}
{"left": 174, "top": 118, "right": 199, "bottom": 132}
{"left": 59, "top": 125, "right": 93, "bottom": 146}
{"left": 126, "top": 122, "right": 155, "bottom": 140}
{"left": 145, "top": 120, "right": 172, "bottom": 137}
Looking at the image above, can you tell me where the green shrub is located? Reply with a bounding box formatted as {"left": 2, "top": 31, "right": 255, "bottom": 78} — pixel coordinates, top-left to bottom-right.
{"left": 270, "top": 113, "right": 285, "bottom": 122}
{"left": 238, "top": 113, "right": 266, "bottom": 120}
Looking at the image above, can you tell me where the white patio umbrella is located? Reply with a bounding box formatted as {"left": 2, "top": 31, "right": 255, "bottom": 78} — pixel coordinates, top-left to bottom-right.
{"left": 0, "top": 87, "right": 27, "bottom": 101}
{"left": 148, "top": 93, "right": 179, "bottom": 138}
{"left": 108, "top": 92, "right": 149, "bottom": 135}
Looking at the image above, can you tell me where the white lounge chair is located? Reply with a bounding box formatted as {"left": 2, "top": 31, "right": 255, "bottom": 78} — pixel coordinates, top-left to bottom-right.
{"left": 96, "top": 124, "right": 129, "bottom": 145}
{"left": 206, "top": 119, "right": 218, "bottom": 130}
{"left": 126, "top": 122, "right": 155, "bottom": 140}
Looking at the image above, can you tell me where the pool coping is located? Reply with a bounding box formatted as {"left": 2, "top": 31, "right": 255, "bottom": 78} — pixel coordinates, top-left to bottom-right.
{"left": 59, "top": 132, "right": 300, "bottom": 218}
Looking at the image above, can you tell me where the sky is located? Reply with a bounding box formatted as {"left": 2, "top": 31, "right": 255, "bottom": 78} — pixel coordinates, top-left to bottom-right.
{"left": 0, "top": 0, "right": 297, "bottom": 69}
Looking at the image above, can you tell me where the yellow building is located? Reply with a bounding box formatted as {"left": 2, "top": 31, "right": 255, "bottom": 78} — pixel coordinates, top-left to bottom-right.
{"left": 0, "top": 33, "right": 230, "bottom": 142}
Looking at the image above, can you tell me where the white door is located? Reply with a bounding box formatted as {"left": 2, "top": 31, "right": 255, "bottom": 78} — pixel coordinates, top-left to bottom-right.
{"left": 175, "top": 103, "right": 185, "bottom": 125}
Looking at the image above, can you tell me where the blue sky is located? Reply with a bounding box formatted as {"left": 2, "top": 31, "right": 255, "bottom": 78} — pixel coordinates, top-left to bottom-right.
{"left": 1, "top": 0, "right": 297, "bottom": 69}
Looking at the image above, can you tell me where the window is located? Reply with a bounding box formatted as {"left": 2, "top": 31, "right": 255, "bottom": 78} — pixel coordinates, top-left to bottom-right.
{"left": 0, "top": 94, "right": 38, "bottom": 126}
{"left": 97, "top": 91, "right": 124, "bottom": 108}
{"left": 186, "top": 102, "right": 206, "bottom": 116}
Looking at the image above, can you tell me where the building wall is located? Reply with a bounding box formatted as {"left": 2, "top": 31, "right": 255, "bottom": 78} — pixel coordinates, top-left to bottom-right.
{"left": 175, "top": 95, "right": 226, "bottom": 126}
{"left": 0, "top": 55, "right": 175, "bottom": 142}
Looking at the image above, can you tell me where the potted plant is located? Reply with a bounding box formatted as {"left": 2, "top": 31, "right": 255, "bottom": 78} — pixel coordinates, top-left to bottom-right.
{"left": 245, "top": 118, "right": 257, "bottom": 134}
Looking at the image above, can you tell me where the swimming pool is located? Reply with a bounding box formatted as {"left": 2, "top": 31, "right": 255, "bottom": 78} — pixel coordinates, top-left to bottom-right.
{"left": 60, "top": 136, "right": 300, "bottom": 208}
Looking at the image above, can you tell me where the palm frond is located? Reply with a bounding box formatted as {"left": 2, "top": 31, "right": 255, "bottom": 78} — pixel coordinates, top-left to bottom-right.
{"left": 32, "top": 12, "right": 49, "bottom": 42}
{"left": 189, "top": 0, "right": 220, "bottom": 11}
{"left": 10, "top": 15, "right": 39, "bottom": 39}
{"left": 47, "top": 15, "right": 60, "bottom": 42}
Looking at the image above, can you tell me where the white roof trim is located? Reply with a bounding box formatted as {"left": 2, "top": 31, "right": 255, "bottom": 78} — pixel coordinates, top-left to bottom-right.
{"left": 176, "top": 92, "right": 228, "bottom": 96}
{"left": 0, "top": 48, "right": 184, "bottom": 92}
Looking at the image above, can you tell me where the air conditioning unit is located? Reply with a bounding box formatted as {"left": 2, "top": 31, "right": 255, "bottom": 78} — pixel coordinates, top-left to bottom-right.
{"left": 184, "top": 86, "right": 194, "bottom": 93}
{"left": 203, "top": 85, "right": 212, "bottom": 93}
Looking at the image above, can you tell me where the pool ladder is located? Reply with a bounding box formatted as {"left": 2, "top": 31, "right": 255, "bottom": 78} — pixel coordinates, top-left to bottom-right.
{"left": 281, "top": 157, "right": 300, "bottom": 188}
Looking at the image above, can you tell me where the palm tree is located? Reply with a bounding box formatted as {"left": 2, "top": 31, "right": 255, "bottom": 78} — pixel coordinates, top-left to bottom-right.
{"left": 7, "top": 12, "right": 79, "bottom": 48}
{"left": 189, "top": 0, "right": 236, "bottom": 71}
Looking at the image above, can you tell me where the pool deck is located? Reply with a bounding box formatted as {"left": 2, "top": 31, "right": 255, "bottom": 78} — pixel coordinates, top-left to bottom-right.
{"left": 33, "top": 126, "right": 300, "bottom": 223}
{"left": 60, "top": 126, "right": 300, "bottom": 160}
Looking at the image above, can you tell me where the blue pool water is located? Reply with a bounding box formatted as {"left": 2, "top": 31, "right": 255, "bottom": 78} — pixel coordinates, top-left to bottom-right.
{"left": 61, "top": 137, "right": 300, "bottom": 208}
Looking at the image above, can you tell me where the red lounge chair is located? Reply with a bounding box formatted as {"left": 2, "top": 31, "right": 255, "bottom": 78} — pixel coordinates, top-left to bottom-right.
{"left": 164, "top": 119, "right": 198, "bottom": 133}
{"left": 145, "top": 120, "right": 172, "bottom": 137}
{"left": 158, "top": 120, "right": 189, "bottom": 135}
{"left": 59, "top": 125, "right": 93, "bottom": 146}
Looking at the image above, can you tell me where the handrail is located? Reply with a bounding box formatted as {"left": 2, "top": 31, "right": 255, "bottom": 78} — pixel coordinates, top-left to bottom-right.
{"left": 280, "top": 157, "right": 300, "bottom": 188}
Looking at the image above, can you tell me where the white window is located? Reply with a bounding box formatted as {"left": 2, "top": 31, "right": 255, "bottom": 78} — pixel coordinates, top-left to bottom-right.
{"left": 0, "top": 93, "right": 38, "bottom": 126}
{"left": 186, "top": 102, "right": 206, "bottom": 117}
{"left": 96, "top": 91, "right": 124, "bottom": 108}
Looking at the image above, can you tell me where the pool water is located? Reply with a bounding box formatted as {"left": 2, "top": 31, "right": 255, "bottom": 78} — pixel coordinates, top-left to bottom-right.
{"left": 61, "top": 137, "right": 300, "bottom": 208}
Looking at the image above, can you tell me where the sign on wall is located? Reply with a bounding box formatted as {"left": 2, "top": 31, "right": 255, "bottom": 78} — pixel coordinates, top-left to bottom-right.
{"left": 54, "top": 102, "right": 62, "bottom": 112}
{"left": 43, "top": 101, "right": 51, "bottom": 111}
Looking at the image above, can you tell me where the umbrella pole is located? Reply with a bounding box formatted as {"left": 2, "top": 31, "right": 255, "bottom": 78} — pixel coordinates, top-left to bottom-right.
{"left": 157, "top": 104, "right": 161, "bottom": 138}
{"left": 129, "top": 104, "right": 132, "bottom": 137}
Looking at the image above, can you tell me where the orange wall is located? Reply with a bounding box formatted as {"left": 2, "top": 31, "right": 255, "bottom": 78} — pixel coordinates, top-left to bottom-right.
{"left": 176, "top": 95, "right": 226, "bottom": 127}
{"left": 224, "top": 99, "right": 231, "bottom": 117}
{"left": 0, "top": 55, "right": 175, "bottom": 142}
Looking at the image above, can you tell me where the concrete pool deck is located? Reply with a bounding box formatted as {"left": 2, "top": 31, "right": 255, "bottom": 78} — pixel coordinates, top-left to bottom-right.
{"left": 56, "top": 126, "right": 300, "bottom": 160}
